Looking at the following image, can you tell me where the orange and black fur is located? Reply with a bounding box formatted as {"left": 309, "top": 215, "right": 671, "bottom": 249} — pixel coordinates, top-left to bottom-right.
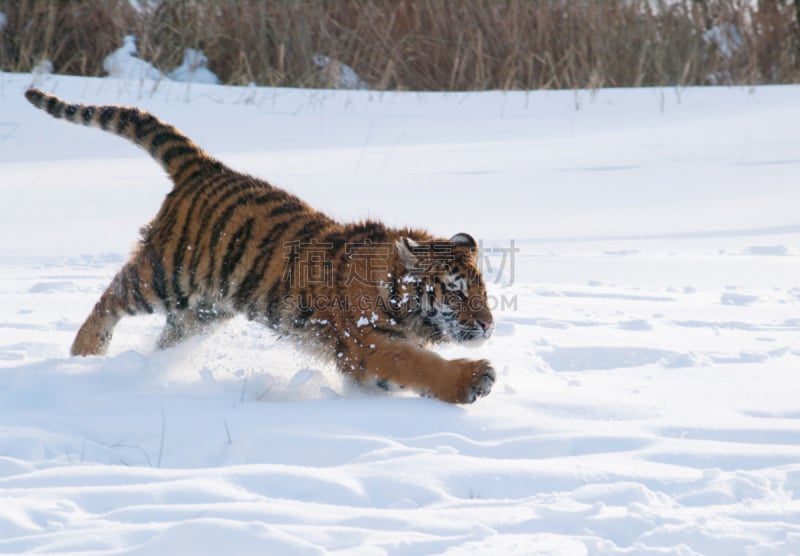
{"left": 25, "top": 88, "right": 495, "bottom": 404}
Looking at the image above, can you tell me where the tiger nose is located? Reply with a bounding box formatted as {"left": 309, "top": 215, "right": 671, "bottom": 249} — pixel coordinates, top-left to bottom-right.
{"left": 477, "top": 318, "right": 493, "bottom": 335}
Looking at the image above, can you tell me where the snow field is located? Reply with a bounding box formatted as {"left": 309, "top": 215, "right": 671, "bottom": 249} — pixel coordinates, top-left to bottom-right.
{"left": 0, "top": 73, "right": 799, "bottom": 554}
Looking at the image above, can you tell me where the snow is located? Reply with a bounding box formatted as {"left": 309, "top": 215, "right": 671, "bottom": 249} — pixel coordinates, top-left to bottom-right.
{"left": 312, "top": 55, "right": 368, "bottom": 90}
{"left": 102, "top": 35, "right": 163, "bottom": 81}
{"left": 127, "top": 0, "right": 161, "bottom": 13}
{"left": 30, "top": 59, "right": 54, "bottom": 88}
{"left": 704, "top": 23, "right": 745, "bottom": 85}
{"left": 168, "top": 48, "right": 220, "bottom": 85}
{"left": 1, "top": 72, "right": 799, "bottom": 554}
{"left": 704, "top": 22, "right": 744, "bottom": 60}
{"left": 103, "top": 37, "right": 218, "bottom": 85}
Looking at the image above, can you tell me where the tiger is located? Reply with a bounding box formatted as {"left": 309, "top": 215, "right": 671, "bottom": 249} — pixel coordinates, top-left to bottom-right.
{"left": 24, "top": 88, "right": 496, "bottom": 404}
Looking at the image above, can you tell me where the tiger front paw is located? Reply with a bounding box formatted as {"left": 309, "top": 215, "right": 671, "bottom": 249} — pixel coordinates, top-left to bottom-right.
{"left": 446, "top": 358, "right": 495, "bottom": 404}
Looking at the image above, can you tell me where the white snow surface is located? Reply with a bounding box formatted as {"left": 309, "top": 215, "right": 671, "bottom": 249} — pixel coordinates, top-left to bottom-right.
{"left": 1, "top": 73, "right": 799, "bottom": 554}
{"left": 168, "top": 48, "right": 220, "bottom": 85}
{"left": 102, "top": 36, "right": 163, "bottom": 81}
{"left": 313, "top": 55, "right": 369, "bottom": 90}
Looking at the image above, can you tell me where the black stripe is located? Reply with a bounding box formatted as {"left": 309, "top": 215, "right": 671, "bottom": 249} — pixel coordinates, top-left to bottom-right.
{"left": 116, "top": 108, "right": 137, "bottom": 134}
{"left": 24, "top": 89, "right": 44, "bottom": 105}
{"left": 186, "top": 177, "right": 247, "bottom": 290}
{"left": 157, "top": 169, "right": 217, "bottom": 245}
{"left": 264, "top": 279, "right": 285, "bottom": 327}
{"left": 127, "top": 265, "right": 154, "bottom": 314}
{"left": 205, "top": 190, "right": 279, "bottom": 288}
{"left": 135, "top": 115, "right": 156, "bottom": 141}
{"left": 170, "top": 167, "right": 229, "bottom": 211}
{"left": 234, "top": 221, "right": 291, "bottom": 311}
{"left": 170, "top": 259, "right": 189, "bottom": 311}
{"left": 150, "top": 131, "right": 185, "bottom": 155}
{"left": 177, "top": 169, "right": 202, "bottom": 190}
{"left": 271, "top": 225, "right": 321, "bottom": 326}
{"left": 161, "top": 145, "right": 198, "bottom": 168}
{"left": 174, "top": 157, "right": 209, "bottom": 182}
{"left": 268, "top": 199, "right": 305, "bottom": 218}
{"left": 205, "top": 199, "right": 248, "bottom": 287}
{"left": 46, "top": 96, "right": 59, "bottom": 116}
{"left": 198, "top": 186, "right": 287, "bottom": 225}
{"left": 166, "top": 170, "right": 231, "bottom": 284}
{"left": 175, "top": 158, "right": 228, "bottom": 185}
{"left": 251, "top": 189, "right": 291, "bottom": 207}
{"left": 263, "top": 217, "right": 310, "bottom": 323}
{"left": 99, "top": 107, "right": 115, "bottom": 130}
{"left": 219, "top": 218, "right": 255, "bottom": 297}
{"left": 82, "top": 106, "right": 94, "bottom": 123}
{"left": 295, "top": 218, "right": 330, "bottom": 240}
{"left": 172, "top": 242, "right": 192, "bottom": 301}
{"left": 176, "top": 174, "right": 232, "bottom": 279}
{"left": 292, "top": 290, "right": 314, "bottom": 328}
{"left": 174, "top": 191, "right": 211, "bottom": 296}
{"left": 147, "top": 195, "right": 184, "bottom": 247}
{"left": 150, "top": 256, "right": 171, "bottom": 310}
{"left": 201, "top": 175, "right": 242, "bottom": 202}
{"left": 207, "top": 189, "right": 284, "bottom": 250}
{"left": 322, "top": 229, "right": 347, "bottom": 253}
{"left": 174, "top": 159, "right": 198, "bottom": 181}
{"left": 64, "top": 104, "right": 78, "bottom": 120}
{"left": 371, "top": 324, "right": 398, "bottom": 336}
{"left": 258, "top": 216, "right": 328, "bottom": 317}
{"left": 112, "top": 275, "right": 137, "bottom": 316}
{"left": 205, "top": 175, "right": 253, "bottom": 202}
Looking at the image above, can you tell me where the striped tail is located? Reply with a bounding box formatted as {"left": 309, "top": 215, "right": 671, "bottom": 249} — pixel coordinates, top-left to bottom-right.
{"left": 24, "top": 88, "right": 210, "bottom": 181}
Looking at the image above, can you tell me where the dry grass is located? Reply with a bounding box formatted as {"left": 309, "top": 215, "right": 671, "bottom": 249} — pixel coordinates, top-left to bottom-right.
{"left": 1, "top": 0, "right": 798, "bottom": 90}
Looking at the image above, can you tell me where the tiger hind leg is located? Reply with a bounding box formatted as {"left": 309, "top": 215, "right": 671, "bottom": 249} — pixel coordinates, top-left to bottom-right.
{"left": 157, "top": 305, "right": 232, "bottom": 350}
{"left": 71, "top": 261, "right": 157, "bottom": 356}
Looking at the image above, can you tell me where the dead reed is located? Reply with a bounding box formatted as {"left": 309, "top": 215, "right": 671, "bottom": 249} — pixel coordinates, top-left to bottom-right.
{"left": 1, "top": 0, "right": 798, "bottom": 90}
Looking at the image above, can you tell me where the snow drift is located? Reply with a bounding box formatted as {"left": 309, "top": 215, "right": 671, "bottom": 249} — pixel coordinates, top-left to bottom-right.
{"left": 0, "top": 72, "right": 799, "bottom": 554}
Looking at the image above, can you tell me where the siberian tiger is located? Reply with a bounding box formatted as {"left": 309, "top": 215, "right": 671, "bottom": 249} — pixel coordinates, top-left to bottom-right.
{"left": 25, "top": 88, "right": 495, "bottom": 404}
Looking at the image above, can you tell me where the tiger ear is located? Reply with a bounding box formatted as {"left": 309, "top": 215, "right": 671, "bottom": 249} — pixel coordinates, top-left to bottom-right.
{"left": 450, "top": 233, "right": 476, "bottom": 248}
{"left": 395, "top": 237, "right": 421, "bottom": 268}
{"left": 450, "top": 233, "right": 478, "bottom": 258}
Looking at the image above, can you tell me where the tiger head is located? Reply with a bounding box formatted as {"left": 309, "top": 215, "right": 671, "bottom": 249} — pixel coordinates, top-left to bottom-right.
{"left": 396, "top": 233, "right": 494, "bottom": 345}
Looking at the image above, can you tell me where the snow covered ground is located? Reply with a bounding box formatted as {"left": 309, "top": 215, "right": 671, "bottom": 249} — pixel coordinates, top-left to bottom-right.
{"left": 0, "top": 72, "right": 799, "bottom": 554}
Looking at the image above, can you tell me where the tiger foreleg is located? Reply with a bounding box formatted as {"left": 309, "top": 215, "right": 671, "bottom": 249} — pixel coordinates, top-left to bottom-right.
{"left": 337, "top": 337, "right": 495, "bottom": 404}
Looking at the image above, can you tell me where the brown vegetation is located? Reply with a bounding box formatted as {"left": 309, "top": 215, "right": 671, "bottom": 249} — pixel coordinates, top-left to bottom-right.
{"left": 1, "top": 0, "right": 798, "bottom": 90}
